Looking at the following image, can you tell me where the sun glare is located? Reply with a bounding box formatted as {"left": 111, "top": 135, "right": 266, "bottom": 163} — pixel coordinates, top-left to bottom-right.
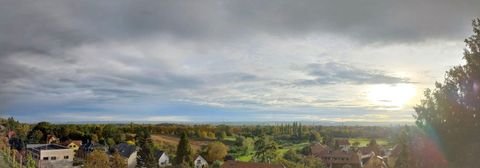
{"left": 367, "top": 84, "right": 417, "bottom": 109}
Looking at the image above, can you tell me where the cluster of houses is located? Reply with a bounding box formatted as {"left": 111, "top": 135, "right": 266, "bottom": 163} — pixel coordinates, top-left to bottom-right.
{"left": 2, "top": 127, "right": 401, "bottom": 168}
{"left": 4, "top": 130, "right": 286, "bottom": 168}
{"left": 309, "top": 139, "right": 401, "bottom": 168}
{"left": 3, "top": 130, "right": 172, "bottom": 168}
{"left": 15, "top": 140, "right": 168, "bottom": 168}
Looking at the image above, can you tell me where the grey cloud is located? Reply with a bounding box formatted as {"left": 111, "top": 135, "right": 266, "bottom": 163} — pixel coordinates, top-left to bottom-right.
{"left": 298, "top": 62, "right": 410, "bottom": 85}
{"left": 1, "top": 0, "right": 479, "bottom": 59}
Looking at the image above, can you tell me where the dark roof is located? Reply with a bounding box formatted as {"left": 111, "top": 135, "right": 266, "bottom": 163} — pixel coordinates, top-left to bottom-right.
{"left": 221, "top": 160, "right": 284, "bottom": 168}
{"left": 154, "top": 150, "right": 165, "bottom": 159}
{"left": 114, "top": 143, "right": 138, "bottom": 158}
{"left": 27, "top": 144, "right": 70, "bottom": 155}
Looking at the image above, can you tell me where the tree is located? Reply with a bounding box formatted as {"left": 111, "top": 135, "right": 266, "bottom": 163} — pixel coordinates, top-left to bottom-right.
{"left": 394, "top": 128, "right": 411, "bottom": 168}
{"left": 25, "top": 153, "right": 36, "bottom": 168}
{"left": 84, "top": 149, "right": 110, "bottom": 168}
{"left": 30, "top": 130, "right": 43, "bottom": 144}
{"left": 254, "top": 136, "right": 278, "bottom": 163}
{"left": 175, "top": 132, "right": 193, "bottom": 165}
{"left": 204, "top": 142, "right": 228, "bottom": 163}
{"left": 16, "top": 124, "right": 30, "bottom": 140}
{"left": 414, "top": 19, "right": 480, "bottom": 167}
{"left": 303, "top": 156, "right": 325, "bottom": 168}
{"left": 212, "top": 160, "right": 222, "bottom": 168}
{"left": 136, "top": 128, "right": 157, "bottom": 168}
{"left": 309, "top": 131, "right": 322, "bottom": 142}
{"left": 111, "top": 152, "right": 127, "bottom": 168}
{"left": 283, "top": 149, "right": 301, "bottom": 162}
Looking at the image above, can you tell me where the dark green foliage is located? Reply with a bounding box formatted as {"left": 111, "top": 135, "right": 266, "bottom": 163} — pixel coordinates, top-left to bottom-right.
{"left": 283, "top": 149, "right": 301, "bottom": 162}
{"left": 175, "top": 132, "right": 193, "bottom": 165}
{"left": 309, "top": 131, "right": 322, "bottom": 142}
{"left": 394, "top": 128, "right": 411, "bottom": 168}
{"left": 136, "top": 128, "right": 157, "bottom": 168}
{"left": 414, "top": 19, "right": 480, "bottom": 167}
{"left": 254, "top": 135, "right": 278, "bottom": 163}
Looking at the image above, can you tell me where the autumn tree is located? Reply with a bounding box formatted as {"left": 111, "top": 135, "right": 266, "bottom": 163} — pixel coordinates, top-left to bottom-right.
{"left": 414, "top": 19, "right": 480, "bottom": 167}
{"left": 111, "top": 152, "right": 127, "bottom": 168}
{"left": 204, "top": 142, "right": 228, "bottom": 163}
{"left": 25, "top": 153, "right": 37, "bottom": 168}
{"left": 84, "top": 150, "right": 110, "bottom": 168}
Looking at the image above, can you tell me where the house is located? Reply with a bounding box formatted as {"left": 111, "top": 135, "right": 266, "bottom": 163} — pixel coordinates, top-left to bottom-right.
{"left": 363, "top": 153, "right": 387, "bottom": 168}
{"left": 221, "top": 160, "right": 285, "bottom": 168}
{"left": 60, "top": 140, "right": 82, "bottom": 153}
{"left": 155, "top": 150, "right": 171, "bottom": 167}
{"left": 194, "top": 155, "right": 209, "bottom": 168}
{"left": 46, "top": 134, "right": 58, "bottom": 144}
{"left": 7, "top": 130, "right": 16, "bottom": 139}
{"left": 113, "top": 143, "right": 139, "bottom": 168}
{"left": 26, "top": 144, "right": 75, "bottom": 168}
{"left": 358, "top": 146, "right": 383, "bottom": 157}
{"left": 310, "top": 143, "right": 362, "bottom": 168}
{"left": 77, "top": 140, "right": 108, "bottom": 159}
{"left": 335, "top": 139, "right": 351, "bottom": 151}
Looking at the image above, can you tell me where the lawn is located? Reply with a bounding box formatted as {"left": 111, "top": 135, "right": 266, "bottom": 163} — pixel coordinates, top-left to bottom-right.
{"left": 348, "top": 138, "right": 389, "bottom": 147}
{"left": 234, "top": 142, "right": 309, "bottom": 162}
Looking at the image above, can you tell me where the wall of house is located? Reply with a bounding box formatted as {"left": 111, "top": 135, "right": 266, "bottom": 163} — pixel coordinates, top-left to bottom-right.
{"left": 127, "top": 151, "right": 138, "bottom": 168}
{"left": 38, "top": 149, "right": 74, "bottom": 168}
{"left": 194, "top": 157, "right": 208, "bottom": 168}
{"left": 158, "top": 154, "right": 170, "bottom": 167}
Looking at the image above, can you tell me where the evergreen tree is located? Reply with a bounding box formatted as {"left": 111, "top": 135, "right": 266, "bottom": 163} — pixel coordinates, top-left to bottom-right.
{"left": 254, "top": 135, "right": 278, "bottom": 163}
{"left": 136, "top": 128, "right": 157, "bottom": 168}
{"left": 175, "top": 132, "right": 193, "bottom": 165}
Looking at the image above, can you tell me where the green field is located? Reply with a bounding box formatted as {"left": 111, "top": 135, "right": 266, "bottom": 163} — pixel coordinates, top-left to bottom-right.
{"left": 236, "top": 142, "right": 309, "bottom": 162}
{"left": 348, "top": 138, "right": 389, "bottom": 147}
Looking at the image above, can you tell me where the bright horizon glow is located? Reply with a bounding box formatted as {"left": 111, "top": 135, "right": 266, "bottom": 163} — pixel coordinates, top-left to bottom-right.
{"left": 367, "top": 84, "right": 417, "bottom": 109}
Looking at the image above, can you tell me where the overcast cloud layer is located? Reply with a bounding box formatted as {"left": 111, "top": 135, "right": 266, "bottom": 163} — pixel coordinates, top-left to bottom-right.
{"left": 0, "top": 0, "right": 478, "bottom": 123}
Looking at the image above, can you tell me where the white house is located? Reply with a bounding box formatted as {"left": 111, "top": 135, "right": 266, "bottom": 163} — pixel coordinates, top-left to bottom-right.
{"left": 114, "top": 143, "right": 139, "bottom": 168}
{"left": 194, "top": 155, "right": 208, "bottom": 168}
{"left": 155, "top": 150, "right": 171, "bottom": 167}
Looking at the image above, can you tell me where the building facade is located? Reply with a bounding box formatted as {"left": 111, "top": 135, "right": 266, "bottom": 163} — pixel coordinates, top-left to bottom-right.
{"left": 27, "top": 144, "right": 75, "bottom": 168}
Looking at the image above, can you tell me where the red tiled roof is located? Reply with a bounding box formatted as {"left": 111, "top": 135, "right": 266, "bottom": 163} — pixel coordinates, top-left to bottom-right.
{"left": 310, "top": 143, "right": 360, "bottom": 165}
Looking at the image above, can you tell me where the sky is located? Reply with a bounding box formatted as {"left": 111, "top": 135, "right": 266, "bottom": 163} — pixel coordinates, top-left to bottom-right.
{"left": 0, "top": 0, "right": 479, "bottom": 123}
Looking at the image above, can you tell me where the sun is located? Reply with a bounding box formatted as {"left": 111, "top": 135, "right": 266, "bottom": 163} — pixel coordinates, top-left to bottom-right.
{"left": 367, "top": 84, "right": 416, "bottom": 109}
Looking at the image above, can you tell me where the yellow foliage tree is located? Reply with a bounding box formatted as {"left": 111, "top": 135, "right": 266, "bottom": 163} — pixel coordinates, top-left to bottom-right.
{"left": 84, "top": 150, "right": 110, "bottom": 168}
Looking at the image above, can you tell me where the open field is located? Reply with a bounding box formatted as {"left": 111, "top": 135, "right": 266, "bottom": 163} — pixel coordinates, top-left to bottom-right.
{"left": 151, "top": 134, "right": 213, "bottom": 151}
{"left": 349, "top": 138, "right": 389, "bottom": 147}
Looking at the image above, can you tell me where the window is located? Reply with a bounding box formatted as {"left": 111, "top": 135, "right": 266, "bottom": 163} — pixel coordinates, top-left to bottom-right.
{"left": 43, "top": 157, "right": 48, "bottom": 160}
{"left": 64, "top": 156, "right": 69, "bottom": 159}
{"left": 51, "top": 156, "right": 56, "bottom": 160}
